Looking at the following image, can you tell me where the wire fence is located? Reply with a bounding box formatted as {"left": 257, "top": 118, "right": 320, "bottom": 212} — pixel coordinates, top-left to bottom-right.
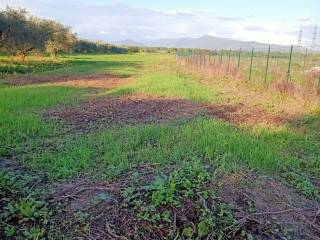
{"left": 176, "top": 46, "right": 320, "bottom": 96}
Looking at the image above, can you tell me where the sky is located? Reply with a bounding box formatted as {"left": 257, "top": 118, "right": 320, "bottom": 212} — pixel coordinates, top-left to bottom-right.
{"left": 1, "top": 0, "right": 319, "bottom": 46}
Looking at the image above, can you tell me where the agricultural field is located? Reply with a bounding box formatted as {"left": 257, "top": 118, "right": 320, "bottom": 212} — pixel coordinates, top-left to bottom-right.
{"left": 0, "top": 52, "right": 320, "bottom": 239}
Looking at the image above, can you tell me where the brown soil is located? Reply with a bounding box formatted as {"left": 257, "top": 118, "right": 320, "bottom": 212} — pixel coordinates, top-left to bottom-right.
{"left": 219, "top": 172, "right": 320, "bottom": 239}
{"left": 7, "top": 73, "right": 131, "bottom": 89}
{"left": 205, "top": 103, "right": 284, "bottom": 127}
{"left": 45, "top": 94, "right": 286, "bottom": 130}
{"left": 50, "top": 170, "right": 320, "bottom": 240}
{"left": 45, "top": 94, "right": 206, "bottom": 129}
{"left": 50, "top": 167, "right": 159, "bottom": 239}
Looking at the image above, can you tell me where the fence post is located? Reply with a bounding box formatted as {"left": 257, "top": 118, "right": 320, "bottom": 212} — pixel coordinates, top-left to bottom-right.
{"left": 220, "top": 49, "right": 223, "bottom": 64}
{"left": 227, "top": 48, "right": 231, "bottom": 69}
{"left": 264, "top": 45, "right": 271, "bottom": 83}
{"left": 286, "top": 45, "right": 293, "bottom": 82}
{"left": 237, "top": 48, "right": 241, "bottom": 69}
{"left": 192, "top": 50, "right": 195, "bottom": 66}
{"left": 303, "top": 48, "right": 308, "bottom": 70}
{"left": 249, "top": 47, "right": 254, "bottom": 81}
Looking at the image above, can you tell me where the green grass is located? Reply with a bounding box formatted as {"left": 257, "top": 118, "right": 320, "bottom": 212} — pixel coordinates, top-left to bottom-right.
{"left": 23, "top": 114, "right": 319, "bottom": 185}
{"left": 128, "top": 70, "right": 219, "bottom": 102}
{"left": 0, "top": 53, "right": 168, "bottom": 82}
{"left": 27, "top": 118, "right": 279, "bottom": 179}
{"left": 0, "top": 56, "right": 72, "bottom": 80}
{"left": 0, "top": 53, "right": 319, "bottom": 195}
{"left": 0, "top": 85, "right": 88, "bottom": 157}
{"left": 1, "top": 52, "right": 319, "bottom": 240}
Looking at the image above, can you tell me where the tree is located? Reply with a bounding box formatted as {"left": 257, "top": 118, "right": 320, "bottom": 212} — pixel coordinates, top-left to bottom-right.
{"left": 0, "top": 6, "right": 127, "bottom": 59}
{"left": 44, "top": 21, "right": 76, "bottom": 58}
{"left": 0, "top": 11, "right": 10, "bottom": 45}
{"left": 74, "top": 39, "right": 128, "bottom": 54}
{"left": 0, "top": 7, "right": 76, "bottom": 60}
{"left": 0, "top": 7, "right": 47, "bottom": 61}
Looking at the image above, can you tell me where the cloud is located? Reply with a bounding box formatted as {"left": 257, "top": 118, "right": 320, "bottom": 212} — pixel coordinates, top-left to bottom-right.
{"left": 244, "top": 26, "right": 271, "bottom": 32}
{"left": 298, "top": 17, "right": 311, "bottom": 22}
{"left": 1, "top": 0, "right": 318, "bottom": 45}
{"left": 98, "top": 31, "right": 108, "bottom": 35}
{"left": 214, "top": 16, "right": 246, "bottom": 21}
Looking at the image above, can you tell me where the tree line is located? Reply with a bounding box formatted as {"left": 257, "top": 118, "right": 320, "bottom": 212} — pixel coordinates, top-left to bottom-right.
{"left": 0, "top": 7, "right": 128, "bottom": 61}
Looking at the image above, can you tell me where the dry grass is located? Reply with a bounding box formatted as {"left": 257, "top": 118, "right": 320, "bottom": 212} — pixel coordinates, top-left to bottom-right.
{"left": 177, "top": 57, "right": 320, "bottom": 123}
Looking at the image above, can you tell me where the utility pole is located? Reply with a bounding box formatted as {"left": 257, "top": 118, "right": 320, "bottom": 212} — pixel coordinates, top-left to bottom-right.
{"left": 297, "top": 29, "right": 302, "bottom": 51}
{"left": 311, "top": 26, "right": 317, "bottom": 51}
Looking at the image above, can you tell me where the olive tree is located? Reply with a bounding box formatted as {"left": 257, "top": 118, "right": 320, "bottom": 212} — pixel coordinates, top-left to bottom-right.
{"left": 0, "top": 7, "right": 77, "bottom": 60}
{"left": 0, "top": 7, "right": 41, "bottom": 61}
{"left": 44, "top": 21, "right": 76, "bottom": 58}
{"left": 0, "top": 11, "right": 10, "bottom": 45}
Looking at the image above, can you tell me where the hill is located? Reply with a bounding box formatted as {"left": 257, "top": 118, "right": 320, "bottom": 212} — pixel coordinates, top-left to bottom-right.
{"left": 142, "top": 35, "right": 290, "bottom": 51}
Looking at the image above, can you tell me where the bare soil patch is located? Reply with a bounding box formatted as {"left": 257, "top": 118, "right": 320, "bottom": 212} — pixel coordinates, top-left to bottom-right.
{"left": 45, "top": 94, "right": 286, "bottom": 130}
{"left": 205, "top": 103, "right": 285, "bottom": 127}
{"left": 6, "top": 73, "right": 130, "bottom": 89}
{"left": 50, "top": 167, "right": 159, "bottom": 239}
{"left": 45, "top": 94, "right": 206, "bottom": 129}
{"left": 50, "top": 170, "right": 320, "bottom": 239}
{"left": 219, "top": 172, "right": 320, "bottom": 239}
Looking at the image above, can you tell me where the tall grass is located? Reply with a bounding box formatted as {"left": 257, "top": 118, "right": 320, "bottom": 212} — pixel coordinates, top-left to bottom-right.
{"left": 177, "top": 50, "right": 320, "bottom": 97}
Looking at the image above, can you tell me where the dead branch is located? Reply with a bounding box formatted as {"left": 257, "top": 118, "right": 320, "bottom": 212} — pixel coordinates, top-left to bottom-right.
{"left": 127, "top": 97, "right": 141, "bottom": 103}
{"left": 224, "top": 207, "right": 315, "bottom": 232}
{"left": 105, "top": 222, "right": 128, "bottom": 240}
{"left": 53, "top": 184, "right": 122, "bottom": 202}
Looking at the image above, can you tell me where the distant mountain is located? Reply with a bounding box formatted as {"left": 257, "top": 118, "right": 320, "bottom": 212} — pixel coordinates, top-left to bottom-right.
{"left": 111, "top": 35, "right": 293, "bottom": 51}
{"left": 142, "top": 35, "right": 291, "bottom": 51}
{"left": 112, "top": 39, "right": 145, "bottom": 47}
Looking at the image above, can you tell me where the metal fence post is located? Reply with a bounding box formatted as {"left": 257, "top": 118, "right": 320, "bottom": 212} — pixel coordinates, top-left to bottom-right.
{"left": 237, "top": 48, "right": 241, "bottom": 69}
{"left": 227, "top": 48, "right": 231, "bottom": 69}
{"left": 264, "top": 45, "right": 271, "bottom": 83}
{"left": 303, "top": 48, "right": 308, "bottom": 70}
{"left": 249, "top": 47, "right": 254, "bottom": 81}
{"left": 286, "top": 45, "right": 293, "bottom": 82}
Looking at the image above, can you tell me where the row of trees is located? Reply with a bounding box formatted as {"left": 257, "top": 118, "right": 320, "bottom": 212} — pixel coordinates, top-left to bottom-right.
{"left": 0, "top": 7, "right": 129, "bottom": 61}
{"left": 74, "top": 40, "right": 128, "bottom": 54}
{"left": 0, "top": 7, "right": 76, "bottom": 61}
{"left": 0, "top": 7, "right": 178, "bottom": 61}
